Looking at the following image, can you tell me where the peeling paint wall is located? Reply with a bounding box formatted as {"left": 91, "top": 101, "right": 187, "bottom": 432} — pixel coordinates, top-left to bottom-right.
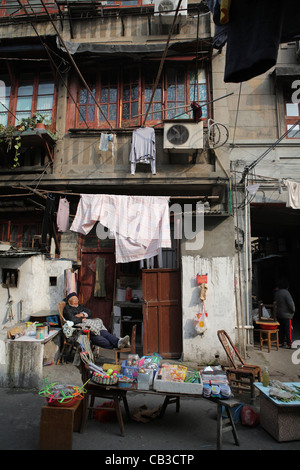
{"left": 0, "top": 255, "right": 72, "bottom": 325}
{"left": 0, "top": 255, "right": 72, "bottom": 387}
{"left": 181, "top": 255, "right": 236, "bottom": 364}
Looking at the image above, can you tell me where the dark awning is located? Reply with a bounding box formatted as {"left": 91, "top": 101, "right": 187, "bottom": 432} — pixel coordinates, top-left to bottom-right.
{"left": 56, "top": 37, "right": 212, "bottom": 58}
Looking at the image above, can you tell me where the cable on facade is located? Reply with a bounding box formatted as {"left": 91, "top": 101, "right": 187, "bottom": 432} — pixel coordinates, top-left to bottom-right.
{"left": 239, "top": 118, "right": 300, "bottom": 184}
{"left": 15, "top": 0, "right": 90, "bottom": 129}
{"left": 142, "top": 0, "right": 183, "bottom": 126}
{"left": 38, "top": 0, "right": 114, "bottom": 130}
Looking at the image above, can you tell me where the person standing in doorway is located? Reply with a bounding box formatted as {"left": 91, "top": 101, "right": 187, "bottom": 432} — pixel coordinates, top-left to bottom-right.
{"left": 274, "top": 279, "right": 295, "bottom": 348}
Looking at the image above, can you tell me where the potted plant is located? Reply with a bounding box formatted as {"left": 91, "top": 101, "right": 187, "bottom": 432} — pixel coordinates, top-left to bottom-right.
{"left": 34, "top": 113, "right": 50, "bottom": 130}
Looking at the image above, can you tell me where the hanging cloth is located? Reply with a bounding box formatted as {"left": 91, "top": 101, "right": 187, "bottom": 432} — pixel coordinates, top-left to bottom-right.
{"left": 41, "top": 194, "right": 60, "bottom": 254}
{"left": 130, "top": 127, "right": 156, "bottom": 175}
{"left": 56, "top": 197, "right": 70, "bottom": 232}
{"left": 94, "top": 257, "right": 106, "bottom": 298}
{"left": 70, "top": 194, "right": 171, "bottom": 263}
{"left": 285, "top": 180, "right": 300, "bottom": 209}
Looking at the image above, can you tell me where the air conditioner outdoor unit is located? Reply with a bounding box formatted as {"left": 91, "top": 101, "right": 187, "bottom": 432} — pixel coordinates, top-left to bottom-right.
{"left": 163, "top": 121, "right": 203, "bottom": 151}
{"left": 154, "top": 0, "right": 187, "bottom": 18}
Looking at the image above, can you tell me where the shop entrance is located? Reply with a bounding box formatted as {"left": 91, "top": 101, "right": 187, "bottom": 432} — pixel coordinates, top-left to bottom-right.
{"left": 78, "top": 223, "right": 182, "bottom": 358}
{"left": 251, "top": 203, "right": 300, "bottom": 338}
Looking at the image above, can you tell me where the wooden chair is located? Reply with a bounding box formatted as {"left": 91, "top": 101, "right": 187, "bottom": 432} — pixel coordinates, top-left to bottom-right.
{"left": 217, "top": 330, "right": 262, "bottom": 399}
{"left": 114, "top": 324, "right": 136, "bottom": 365}
{"left": 57, "top": 301, "right": 74, "bottom": 364}
{"left": 56, "top": 301, "right": 90, "bottom": 365}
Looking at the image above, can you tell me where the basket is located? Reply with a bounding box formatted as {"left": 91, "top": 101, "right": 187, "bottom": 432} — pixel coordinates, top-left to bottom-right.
{"left": 260, "top": 324, "right": 278, "bottom": 330}
{"left": 92, "top": 373, "right": 118, "bottom": 385}
{"left": 121, "top": 360, "right": 139, "bottom": 378}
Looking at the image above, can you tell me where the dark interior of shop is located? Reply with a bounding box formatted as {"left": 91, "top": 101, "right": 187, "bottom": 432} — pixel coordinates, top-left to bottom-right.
{"left": 251, "top": 203, "right": 300, "bottom": 337}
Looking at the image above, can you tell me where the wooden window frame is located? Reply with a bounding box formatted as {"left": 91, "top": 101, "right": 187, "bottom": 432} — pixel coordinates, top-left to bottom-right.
{"left": 0, "top": 219, "right": 42, "bottom": 248}
{"left": 71, "top": 61, "right": 211, "bottom": 130}
{"left": 0, "top": 1, "right": 58, "bottom": 18}
{"left": 2, "top": 69, "right": 57, "bottom": 132}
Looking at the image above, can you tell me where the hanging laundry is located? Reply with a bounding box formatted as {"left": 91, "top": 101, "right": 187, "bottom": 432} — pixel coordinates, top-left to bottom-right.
{"left": 99, "top": 133, "right": 114, "bottom": 151}
{"left": 285, "top": 180, "right": 300, "bottom": 209}
{"left": 219, "top": 0, "right": 231, "bottom": 25}
{"left": 94, "top": 257, "right": 106, "bottom": 297}
{"left": 206, "top": 0, "right": 228, "bottom": 49}
{"left": 130, "top": 127, "right": 156, "bottom": 175}
{"left": 66, "top": 269, "right": 78, "bottom": 295}
{"left": 41, "top": 194, "right": 60, "bottom": 254}
{"left": 207, "top": 0, "right": 300, "bottom": 83}
{"left": 70, "top": 194, "right": 171, "bottom": 263}
{"left": 56, "top": 197, "right": 70, "bottom": 232}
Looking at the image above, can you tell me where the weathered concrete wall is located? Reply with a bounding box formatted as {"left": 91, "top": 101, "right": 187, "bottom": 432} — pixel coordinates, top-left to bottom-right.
{"left": 0, "top": 256, "right": 71, "bottom": 388}
{"left": 181, "top": 255, "right": 235, "bottom": 364}
{"left": 0, "top": 256, "right": 72, "bottom": 326}
{"left": 180, "top": 214, "right": 236, "bottom": 363}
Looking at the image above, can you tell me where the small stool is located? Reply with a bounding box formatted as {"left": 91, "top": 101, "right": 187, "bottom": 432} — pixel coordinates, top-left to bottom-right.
{"left": 39, "top": 398, "right": 84, "bottom": 450}
{"left": 257, "top": 329, "right": 279, "bottom": 352}
{"left": 216, "top": 398, "right": 240, "bottom": 450}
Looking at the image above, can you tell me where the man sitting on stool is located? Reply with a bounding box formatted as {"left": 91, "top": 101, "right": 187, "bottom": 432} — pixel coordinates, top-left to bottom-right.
{"left": 63, "top": 292, "right": 129, "bottom": 349}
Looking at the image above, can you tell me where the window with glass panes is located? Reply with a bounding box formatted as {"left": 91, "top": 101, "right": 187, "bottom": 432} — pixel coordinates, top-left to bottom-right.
{"left": 74, "top": 63, "right": 210, "bottom": 128}
{"left": 0, "top": 1, "right": 58, "bottom": 17}
{"left": 15, "top": 73, "right": 54, "bottom": 125}
{"left": 0, "top": 220, "right": 42, "bottom": 248}
{"left": 0, "top": 76, "right": 11, "bottom": 126}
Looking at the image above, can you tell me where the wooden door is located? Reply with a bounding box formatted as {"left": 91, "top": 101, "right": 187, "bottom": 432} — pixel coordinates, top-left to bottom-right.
{"left": 142, "top": 268, "right": 182, "bottom": 359}
{"left": 79, "top": 251, "right": 115, "bottom": 330}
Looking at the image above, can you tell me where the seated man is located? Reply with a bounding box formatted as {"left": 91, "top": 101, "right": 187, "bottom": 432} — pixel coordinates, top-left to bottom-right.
{"left": 63, "top": 292, "right": 129, "bottom": 349}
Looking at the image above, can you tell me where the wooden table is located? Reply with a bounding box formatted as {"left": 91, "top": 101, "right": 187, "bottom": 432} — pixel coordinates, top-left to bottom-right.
{"left": 81, "top": 382, "right": 241, "bottom": 450}
{"left": 255, "top": 382, "right": 300, "bottom": 441}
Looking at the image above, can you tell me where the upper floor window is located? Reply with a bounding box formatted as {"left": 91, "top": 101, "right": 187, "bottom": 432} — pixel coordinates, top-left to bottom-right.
{"left": 0, "top": 220, "right": 42, "bottom": 248}
{"left": 284, "top": 80, "right": 300, "bottom": 138}
{"left": 0, "top": 71, "right": 56, "bottom": 129}
{"left": 0, "top": 1, "right": 58, "bottom": 17}
{"left": 0, "top": 0, "right": 154, "bottom": 17}
{"left": 72, "top": 62, "right": 210, "bottom": 129}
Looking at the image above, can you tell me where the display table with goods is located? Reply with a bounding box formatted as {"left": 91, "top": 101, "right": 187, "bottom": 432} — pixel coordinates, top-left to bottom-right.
{"left": 255, "top": 381, "right": 300, "bottom": 442}
{"left": 79, "top": 353, "right": 241, "bottom": 450}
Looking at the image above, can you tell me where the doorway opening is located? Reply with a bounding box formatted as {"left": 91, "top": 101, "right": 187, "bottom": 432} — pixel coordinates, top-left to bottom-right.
{"left": 251, "top": 203, "right": 300, "bottom": 341}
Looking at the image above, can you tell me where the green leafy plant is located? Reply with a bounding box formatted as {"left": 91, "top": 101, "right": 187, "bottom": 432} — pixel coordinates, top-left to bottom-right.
{"left": 0, "top": 124, "right": 21, "bottom": 167}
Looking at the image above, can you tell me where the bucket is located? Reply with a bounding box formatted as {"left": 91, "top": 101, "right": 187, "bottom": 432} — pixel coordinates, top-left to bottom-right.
{"left": 36, "top": 324, "right": 46, "bottom": 340}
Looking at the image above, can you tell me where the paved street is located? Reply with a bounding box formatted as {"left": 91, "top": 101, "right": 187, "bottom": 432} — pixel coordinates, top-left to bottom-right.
{"left": 0, "top": 340, "right": 300, "bottom": 453}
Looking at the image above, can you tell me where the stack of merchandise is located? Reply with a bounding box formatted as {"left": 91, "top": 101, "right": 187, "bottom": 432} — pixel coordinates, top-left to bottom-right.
{"left": 201, "top": 366, "right": 232, "bottom": 399}
{"left": 137, "top": 353, "right": 162, "bottom": 390}
{"left": 120, "top": 353, "right": 162, "bottom": 389}
{"left": 153, "top": 364, "right": 203, "bottom": 394}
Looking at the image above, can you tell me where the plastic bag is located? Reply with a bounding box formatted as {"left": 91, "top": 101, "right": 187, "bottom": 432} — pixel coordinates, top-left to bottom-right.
{"left": 240, "top": 406, "right": 260, "bottom": 427}
{"left": 194, "top": 311, "right": 207, "bottom": 335}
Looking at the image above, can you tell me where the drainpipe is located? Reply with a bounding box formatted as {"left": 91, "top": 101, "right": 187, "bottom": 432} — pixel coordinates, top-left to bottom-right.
{"left": 244, "top": 178, "right": 252, "bottom": 344}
